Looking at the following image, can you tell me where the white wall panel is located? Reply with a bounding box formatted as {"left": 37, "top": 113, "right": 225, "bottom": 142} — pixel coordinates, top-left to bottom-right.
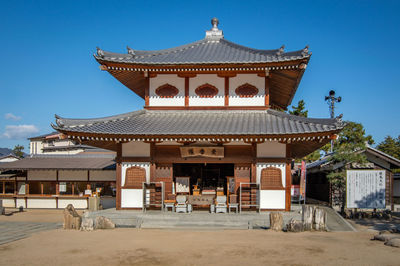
{"left": 28, "top": 170, "right": 57, "bottom": 181}
{"left": 121, "top": 189, "right": 143, "bottom": 208}
{"left": 260, "top": 190, "right": 286, "bottom": 209}
{"left": 1, "top": 199, "right": 15, "bottom": 208}
{"left": 229, "top": 74, "right": 265, "bottom": 106}
{"left": 16, "top": 199, "right": 26, "bottom": 208}
{"left": 189, "top": 74, "right": 224, "bottom": 106}
{"left": 58, "top": 199, "right": 88, "bottom": 209}
{"left": 27, "top": 198, "right": 57, "bottom": 208}
{"left": 122, "top": 141, "right": 150, "bottom": 157}
{"left": 257, "top": 142, "right": 286, "bottom": 158}
{"left": 149, "top": 74, "right": 185, "bottom": 106}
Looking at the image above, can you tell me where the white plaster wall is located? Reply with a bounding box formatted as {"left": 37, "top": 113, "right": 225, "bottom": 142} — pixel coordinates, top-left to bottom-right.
{"left": 16, "top": 199, "right": 26, "bottom": 208}
{"left": 260, "top": 190, "right": 286, "bottom": 209}
{"left": 121, "top": 189, "right": 143, "bottom": 208}
{"left": 257, "top": 142, "right": 286, "bottom": 158}
{"left": 224, "top": 140, "right": 251, "bottom": 146}
{"left": 2, "top": 199, "right": 15, "bottom": 208}
{"left": 0, "top": 157, "right": 19, "bottom": 163}
{"left": 30, "top": 140, "right": 44, "bottom": 155}
{"left": 28, "top": 170, "right": 57, "bottom": 181}
{"left": 121, "top": 162, "right": 150, "bottom": 186}
{"left": 256, "top": 163, "right": 286, "bottom": 187}
{"left": 122, "top": 141, "right": 150, "bottom": 157}
{"left": 42, "top": 149, "right": 83, "bottom": 155}
{"left": 58, "top": 170, "right": 87, "bottom": 181}
{"left": 189, "top": 74, "right": 224, "bottom": 106}
{"left": 89, "top": 170, "right": 116, "bottom": 181}
{"left": 27, "top": 198, "right": 57, "bottom": 208}
{"left": 149, "top": 74, "right": 185, "bottom": 106}
{"left": 229, "top": 74, "right": 265, "bottom": 106}
{"left": 58, "top": 199, "right": 88, "bottom": 209}
{"left": 156, "top": 141, "right": 183, "bottom": 146}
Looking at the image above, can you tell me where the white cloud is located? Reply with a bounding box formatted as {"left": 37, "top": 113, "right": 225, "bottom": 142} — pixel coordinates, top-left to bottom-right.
{"left": 2, "top": 125, "right": 39, "bottom": 139}
{"left": 4, "top": 113, "right": 22, "bottom": 121}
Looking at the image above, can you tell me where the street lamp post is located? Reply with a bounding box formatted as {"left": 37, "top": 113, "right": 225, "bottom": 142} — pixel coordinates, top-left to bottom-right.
{"left": 325, "top": 90, "right": 342, "bottom": 152}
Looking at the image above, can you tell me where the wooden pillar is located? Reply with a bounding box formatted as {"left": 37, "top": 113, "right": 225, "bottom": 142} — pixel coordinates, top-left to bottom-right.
{"left": 265, "top": 76, "right": 270, "bottom": 107}
{"left": 251, "top": 143, "right": 257, "bottom": 183}
{"left": 285, "top": 144, "right": 292, "bottom": 211}
{"left": 224, "top": 77, "right": 229, "bottom": 106}
{"left": 145, "top": 77, "right": 150, "bottom": 107}
{"left": 116, "top": 143, "right": 122, "bottom": 210}
{"left": 185, "top": 77, "right": 189, "bottom": 107}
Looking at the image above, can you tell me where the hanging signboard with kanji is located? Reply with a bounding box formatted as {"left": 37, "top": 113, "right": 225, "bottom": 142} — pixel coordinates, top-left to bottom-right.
{"left": 346, "top": 170, "right": 385, "bottom": 209}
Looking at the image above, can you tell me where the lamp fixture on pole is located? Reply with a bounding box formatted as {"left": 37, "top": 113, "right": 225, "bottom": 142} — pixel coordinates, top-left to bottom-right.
{"left": 324, "top": 90, "right": 342, "bottom": 152}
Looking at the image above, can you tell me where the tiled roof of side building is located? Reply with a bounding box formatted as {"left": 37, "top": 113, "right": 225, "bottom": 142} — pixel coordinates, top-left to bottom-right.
{"left": 52, "top": 109, "right": 345, "bottom": 136}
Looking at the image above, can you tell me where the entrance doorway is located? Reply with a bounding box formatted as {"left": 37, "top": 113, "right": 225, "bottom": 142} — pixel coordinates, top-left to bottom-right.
{"left": 173, "top": 163, "right": 234, "bottom": 195}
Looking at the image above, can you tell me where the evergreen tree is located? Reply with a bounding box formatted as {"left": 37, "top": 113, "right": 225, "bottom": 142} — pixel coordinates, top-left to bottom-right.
{"left": 13, "top": 145, "right": 24, "bottom": 158}
{"left": 376, "top": 135, "right": 400, "bottom": 160}
{"left": 288, "top": 100, "right": 308, "bottom": 117}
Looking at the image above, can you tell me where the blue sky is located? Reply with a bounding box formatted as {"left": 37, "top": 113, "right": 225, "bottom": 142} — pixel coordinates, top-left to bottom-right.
{"left": 1, "top": 0, "right": 399, "bottom": 152}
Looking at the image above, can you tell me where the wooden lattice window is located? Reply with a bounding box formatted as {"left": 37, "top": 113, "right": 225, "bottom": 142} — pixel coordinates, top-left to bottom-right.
{"left": 124, "top": 166, "right": 146, "bottom": 189}
{"left": 195, "top": 83, "right": 218, "bottom": 98}
{"left": 155, "top": 84, "right": 179, "bottom": 98}
{"left": 260, "top": 167, "right": 284, "bottom": 190}
{"left": 235, "top": 83, "right": 259, "bottom": 98}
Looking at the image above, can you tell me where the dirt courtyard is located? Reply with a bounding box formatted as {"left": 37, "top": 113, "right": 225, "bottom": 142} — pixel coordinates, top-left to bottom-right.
{"left": 0, "top": 210, "right": 399, "bottom": 265}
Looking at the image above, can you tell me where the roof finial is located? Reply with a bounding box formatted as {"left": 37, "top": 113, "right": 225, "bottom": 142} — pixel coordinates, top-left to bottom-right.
{"left": 206, "top": 17, "right": 223, "bottom": 40}
{"left": 211, "top": 17, "right": 219, "bottom": 29}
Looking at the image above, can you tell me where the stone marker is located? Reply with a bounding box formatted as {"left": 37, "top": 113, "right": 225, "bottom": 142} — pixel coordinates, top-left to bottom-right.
{"left": 94, "top": 216, "right": 115, "bottom": 229}
{"left": 313, "top": 208, "right": 327, "bottom": 231}
{"left": 287, "top": 218, "right": 304, "bottom": 232}
{"left": 270, "top": 212, "right": 283, "bottom": 231}
{"left": 302, "top": 205, "right": 314, "bottom": 231}
{"left": 63, "top": 204, "right": 82, "bottom": 230}
{"left": 385, "top": 238, "right": 400, "bottom": 248}
{"left": 373, "top": 234, "right": 400, "bottom": 242}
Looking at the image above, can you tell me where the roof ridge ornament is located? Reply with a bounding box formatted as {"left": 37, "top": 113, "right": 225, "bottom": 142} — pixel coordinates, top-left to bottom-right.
{"left": 205, "top": 17, "right": 223, "bottom": 40}
{"left": 127, "top": 46, "right": 135, "bottom": 57}
{"left": 96, "top": 47, "right": 104, "bottom": 58}
{"left": 277, "top": 45, "right": 285, "bottom": 55}
{"left": 301, "top": 45, "right": 309, "bottom": 56}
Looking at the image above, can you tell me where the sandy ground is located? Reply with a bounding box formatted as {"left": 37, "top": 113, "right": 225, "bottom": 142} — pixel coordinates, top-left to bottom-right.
{"left": 1, "top": 210, "right": 400, "bottom": 265}
{"left": 0, "top": 208, "right": 83, "bottom": 223}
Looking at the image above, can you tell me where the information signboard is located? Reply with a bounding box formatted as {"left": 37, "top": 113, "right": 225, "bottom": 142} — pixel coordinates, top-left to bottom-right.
{"left": 346, "top": 170, "right": 385, "bottom": 209}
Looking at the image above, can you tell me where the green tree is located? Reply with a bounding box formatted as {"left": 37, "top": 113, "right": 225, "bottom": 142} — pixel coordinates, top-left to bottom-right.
{"left": 288, "top": 99, "right": 308, "bottom": 117}
{"left": 376, "top": 135, "right": 400, "bottom": 160}
{"left": 13, "top": 145, "right": 24, "bottom": 158}
{"left": 326, "top": 121, "right": 374, "bottom": 211}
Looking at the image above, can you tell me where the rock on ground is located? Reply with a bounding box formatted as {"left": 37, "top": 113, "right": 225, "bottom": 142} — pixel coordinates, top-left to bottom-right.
{"left": 63, "top": 204, "right": 81, "bottom": 230}
{"left": 94, "top": 216, "right": 115, "bottom": 229}
{"left": 385, "top": 238, "right": 400, "bottom": 248}
{"left": 287, "top": 218, "right": 304, "bottom": 232}
{"left": 81, "top": 218, "right": 94, "bottom": 231}
{"left": 269, "top": 212, "right": 283, "bottom": 231}
{"left": 373, "top": 234, "right": 400, "bottom": 242}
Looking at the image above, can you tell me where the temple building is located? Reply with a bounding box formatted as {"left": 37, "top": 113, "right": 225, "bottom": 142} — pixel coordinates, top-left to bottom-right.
{"left": 52, "top": 18, "right": 344, "bottom": 211}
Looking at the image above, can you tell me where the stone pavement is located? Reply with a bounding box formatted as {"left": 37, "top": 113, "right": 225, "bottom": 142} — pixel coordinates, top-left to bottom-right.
{"left": 0, "top": 221, "right": 61, "bottom": 245}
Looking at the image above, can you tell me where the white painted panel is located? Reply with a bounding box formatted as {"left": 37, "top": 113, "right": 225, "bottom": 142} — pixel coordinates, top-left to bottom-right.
{"left": 121, "top": 189, "right": 143, "bottom": 208}
{"left": 122, "top": 141, "right": 150, "bottom": 157}
{"left": 89, "top": 170, "right": 116, "bottom": 181}
{"left": 257, "top": 142, "right": 286, "bottom": 158}
{"left": 149, "top": 74, "right": 185, "bottom": 106}
{"left": 16, "top": 199, "right": 26, "bottom": 208}
{"left": 189, "top": 74, "right": 224, "bottom": 106}
{"left": 256, "top": 163, "right": 286, "bottom": 187}
{"left": 58, "top": 199, "right": 88, "bottom": 209}
{"left": 2, "top": 199, "right": 15, "bottom": 208}
{"left": 224, "top": 141, "right": 251, "bottom": 146}
{"left": 0, "top": 157, "right": 19, "bottom": 163}
{"left": 260, "top": 190, "right": 286, "bottom": 209}
{"left": 27, "top": 198, "right": 57, "bottom": 208}
{"left": 121, "top": 162, "right": 150, "bottom": 186}
{"left": 28, "top": 170, "right": 57, "bottom": 181}
{"left": 59, "top": 170, "right": 87, "bottom": 181}
{"left": 229, "top": 74, "right": 265, "bottom": 106}
{"left": 156, "top": 141, "right": 183, "bottom": 146}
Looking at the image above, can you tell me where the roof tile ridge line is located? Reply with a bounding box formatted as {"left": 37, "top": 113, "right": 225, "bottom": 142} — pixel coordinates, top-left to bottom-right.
{"left": 55, "top": 110, "right": 146, "bottom": 127}
{"left": 367, "top": 146, "right": 400, "bottom": 164}
{"left": 220, "top": 39, "right": 280, "bottom": 55}
{"left": 127, "top": 39, "right": 208, "bottom": 59}
{"left": 267, "top": 109, "right": 337, "bottom": 125}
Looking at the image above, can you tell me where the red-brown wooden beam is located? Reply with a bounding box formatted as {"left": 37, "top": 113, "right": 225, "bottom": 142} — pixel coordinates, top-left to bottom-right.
{"left": 185, "top": 77, "right": 189, "bottom": 107}
{"left": 145, "top": 77, "right": 150, "bottom": 107}
{"left": 265, "top": 76, "right": 270, "bottom": 107}
{"left": 285, "top": 144, "right": 292, "bottom": 211}
{"left": 224, "top": 77, "right": 229, "bottom": 106}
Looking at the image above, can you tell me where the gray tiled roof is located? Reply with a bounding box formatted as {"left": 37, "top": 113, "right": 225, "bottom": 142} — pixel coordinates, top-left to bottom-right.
{"left": 95, "top": 38, "right": 310, "bottom": 65}
{"left": 53, "top": 109, "right": 344, "bottom": 136}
